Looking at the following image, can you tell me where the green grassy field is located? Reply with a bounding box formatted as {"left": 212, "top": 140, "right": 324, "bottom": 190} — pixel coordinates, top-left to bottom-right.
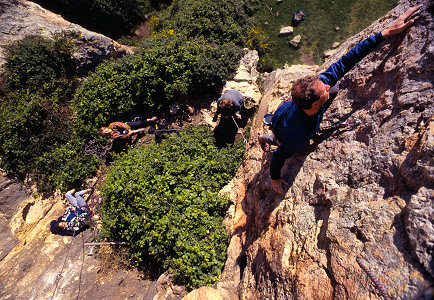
{"left": 253, "top": 0, "right": 398, "bottom": 67}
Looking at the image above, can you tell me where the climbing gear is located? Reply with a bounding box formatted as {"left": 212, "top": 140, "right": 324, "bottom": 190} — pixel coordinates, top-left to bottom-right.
{"left": 356, "top": 257, "right": 391, "bottom": 300}
{"left": 231, "top": 115, "right": 248, "bottom": 145}
{"left": 85, "top": 140, "right": 112, "bottom": 158}
{"left": 51, "top": 229, "right": 76, "bottom": 300}
{"left": 320, "top": 116, "right": 361, "bottom": 131}
{"left": 281, "top": 94, "right": 292, "bottom": 102}
{"left": 263, "top": 113, "right": 273, "bottom": 126}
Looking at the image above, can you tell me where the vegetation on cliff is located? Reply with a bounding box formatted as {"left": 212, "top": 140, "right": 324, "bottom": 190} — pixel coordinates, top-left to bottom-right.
{"left": 72, "top": 33, "right": 242, "bottom": 139}
{"left": 0, "top": 34, "right": 98, "bottom": 192}
{"left": 100, "top": 126, "right": 245, "bottom": 288}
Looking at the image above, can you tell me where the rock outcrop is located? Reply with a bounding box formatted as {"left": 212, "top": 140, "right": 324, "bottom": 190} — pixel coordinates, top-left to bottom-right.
{"left": 215, "top": 0, "right": 433, "bottom": 299}
{"left": 0, "top": 0, "right": 133, "bottom": 75}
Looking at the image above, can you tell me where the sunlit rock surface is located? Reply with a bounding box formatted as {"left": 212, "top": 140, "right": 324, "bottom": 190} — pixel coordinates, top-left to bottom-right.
{"left": 0, "top": 0, "right": 133, "bottom": 75}
{"left": 216, "top": 0, "right": 433, "bottom": 299}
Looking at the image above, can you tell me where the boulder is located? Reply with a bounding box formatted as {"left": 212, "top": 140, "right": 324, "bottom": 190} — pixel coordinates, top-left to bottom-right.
{"left": 0, "top": 0, "right": 133, "bottom": 76}
{"left": 278, "top": 26, "right": 293, "bottom": 36}
{"left": 289, "top": 35, "right": 301, "bottom": 47}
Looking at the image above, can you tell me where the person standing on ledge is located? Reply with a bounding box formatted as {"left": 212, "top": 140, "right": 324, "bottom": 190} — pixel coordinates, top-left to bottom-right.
{"left": 259, "top": 5, "right": 422, "bottom": 194}
{"left": 213, "top": 89, "right": 245, "bottom": 122}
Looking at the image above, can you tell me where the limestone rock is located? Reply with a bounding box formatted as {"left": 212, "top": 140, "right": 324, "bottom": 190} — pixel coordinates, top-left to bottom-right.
{"left": 0, "top": 0, "right": 133, "bottom": 75}
{"left": 324, "top": 48, "right": 338, "bottom": 58}
{"left": 217, "top": 1, "right": 433, "bottom": 299}
{"left": 183, "top": 286, "right": 225, "bottom": 300}
{"left": 233, "top": 49, "right": 259, "bottom": 83}
{"left": 405, "top": 187, "right": 434, "bottom": 277}
{"left": 289, "top": 35, "right": 301, "bottom": 47}
{"left": 278, "top": 26, "right": 293, "bottom": 36}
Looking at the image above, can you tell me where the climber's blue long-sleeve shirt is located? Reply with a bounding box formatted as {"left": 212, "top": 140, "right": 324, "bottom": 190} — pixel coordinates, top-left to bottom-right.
{"left": 269, "top": 32, "right": 385, "bottom": 180}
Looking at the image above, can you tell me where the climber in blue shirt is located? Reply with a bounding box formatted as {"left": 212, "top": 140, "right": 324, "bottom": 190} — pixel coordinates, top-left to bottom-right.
{"left": 260, "top": 5, "right": 422, "bottom": 193}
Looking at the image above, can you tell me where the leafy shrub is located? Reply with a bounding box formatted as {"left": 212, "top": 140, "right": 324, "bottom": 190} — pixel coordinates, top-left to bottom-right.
{"left": 0, "top": 87, "right": 99, "bottom": 192}
{"left": 155, "top": 0, "right": 255, "bottom": 46}
{"left": 4, "top": 34, "right": 75, "bottom": 92}
{"left": 0, "top": 34, "right": 99, "bottom": 193}
{"left": 193, "top": 42, "right": 244, "bottom": 90}
{"left": 34, "top": 140, "right": 99, "bottom": 193}
{"left": 246, "top": 27, "right": 270, "bottom": 57}
{"left": 72, "top": 34, "right": 242, "bottom": 139}
{"left": 246, "top": 27, "right": 275, "bottom": 72}
{"left": 100, "top": 126, "right": 245, "bottom": 288}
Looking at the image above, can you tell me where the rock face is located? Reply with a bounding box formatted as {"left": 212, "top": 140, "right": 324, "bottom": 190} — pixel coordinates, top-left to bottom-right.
{"left": 0, "top": 175, "right": 187, "bottom": 299}
{"left": 216, "top": 1, "right": 433, "bottom": 299}
{"left": 0, "top": 0, "right": 133, "bottom": 75}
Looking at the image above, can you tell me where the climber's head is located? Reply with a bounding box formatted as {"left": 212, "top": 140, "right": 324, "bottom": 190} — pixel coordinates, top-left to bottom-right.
{"left": 55, "top": 220, "right": 67, "bottom": 231}
{"left": 218, "top": 98, "right": 233, "bottom": 111}
{"left": 99, "top": 127, "right": 112, "bottom": 136}
{"left": 291, "top": 75, "right": 330, "bottom": 111}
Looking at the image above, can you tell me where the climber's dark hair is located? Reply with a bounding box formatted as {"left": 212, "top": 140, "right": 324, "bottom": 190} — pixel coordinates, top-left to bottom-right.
{"left": 290, "top": 75, "right": 322, "bottom": 109}
{"left": 218, "top": 98, "right": 233, "bottom": 110}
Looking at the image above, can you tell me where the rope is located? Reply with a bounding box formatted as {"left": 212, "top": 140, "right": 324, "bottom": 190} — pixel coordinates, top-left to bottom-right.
{"left": 85, "top": 140, "right": 112, "bottom": 158}
{"left": 87, "top": 193, "right": 103, "bottom": 240}
{"left": 51, "top": 229, "right": 76, "bottom": 300}
{"left": 356, "top": 257, "right": 391, "bottom": 300}
{"left": 76, "top": 232, "right": 85, "bottom": 300}
{"left": 231, "top": 116, "right": 248, "bottom": 145}
{"left": 84, "top": 242, "right": 128, "bottom": 246}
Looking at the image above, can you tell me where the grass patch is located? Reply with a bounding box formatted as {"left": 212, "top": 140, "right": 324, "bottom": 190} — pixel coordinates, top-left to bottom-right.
{"left": 253, "top": 0, "right": 398, "bottom": 67}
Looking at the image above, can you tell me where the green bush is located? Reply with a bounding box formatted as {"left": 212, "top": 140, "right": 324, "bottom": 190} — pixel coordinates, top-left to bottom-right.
{"left": 34, "top": 140, "right": 99, "bottom": 193}
{"left": 4, "top": 34, "right": 75, "bottom": 92}
{"left": 0, "top": 90, "right": 64, "bottom": 175}
{"left": 0, "top": 34, "right": 99, "bottom": 193}
{"left": 100, "top": 126, "right": 245, "bottom": 288}
{"left": 72, "top": 34, "right": 242, "bottom": 139}
{"left": 0, "top": 88, "right": 99, "bottom": 192}
{"left": 193, "top": 42, "right": 244, "bottom": 90}
{"left": 155, "top": 0, "right": 254, "bottom": 46}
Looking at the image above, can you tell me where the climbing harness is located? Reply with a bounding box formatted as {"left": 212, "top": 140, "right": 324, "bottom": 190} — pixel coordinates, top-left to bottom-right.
{"left": 85, "top": 140, "right": 112, "bottom": 158}
{"left": 320, "top": 116, "right": 361, "bottom": 131}
{"left": 356, "top": 257, "right": 391, "bottom": 300}
{"left": 231, "top": 115, "right": 248, "bottom": 145}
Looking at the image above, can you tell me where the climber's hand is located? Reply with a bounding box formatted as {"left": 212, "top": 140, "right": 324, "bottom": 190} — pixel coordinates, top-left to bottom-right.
{"left": 381, "top": 5, "right": 422, "bottom": 38}
{"left": 272, "top": 178, "right": 287, "bottom": 194}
